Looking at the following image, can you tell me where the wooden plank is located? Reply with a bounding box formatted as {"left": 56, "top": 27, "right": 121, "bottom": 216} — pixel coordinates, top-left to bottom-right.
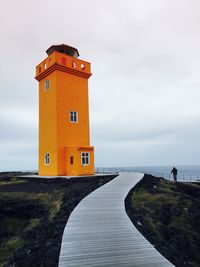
{"left": 59, "top": 172, "right": 174, "bottom": 267}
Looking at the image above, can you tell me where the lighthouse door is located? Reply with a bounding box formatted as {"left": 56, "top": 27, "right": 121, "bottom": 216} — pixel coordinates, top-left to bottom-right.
{"left": 69, "top": 155, "right": 74, "bottom": 175}
{"left": 70, "top": 156, "right": 74, "bottom": 165}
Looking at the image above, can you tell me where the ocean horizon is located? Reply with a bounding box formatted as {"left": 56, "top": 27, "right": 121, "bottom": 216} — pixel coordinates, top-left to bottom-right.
{"left": 96, "top": 165, "right": 200, "bottom": 181}
{"left": 1, "top": 165, "right": 200, "bottom": 182}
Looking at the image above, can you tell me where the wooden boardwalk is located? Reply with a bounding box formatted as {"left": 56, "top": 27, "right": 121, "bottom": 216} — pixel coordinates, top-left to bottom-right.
{"left": 59, "top": 172, "right": 174, "bottom": 267}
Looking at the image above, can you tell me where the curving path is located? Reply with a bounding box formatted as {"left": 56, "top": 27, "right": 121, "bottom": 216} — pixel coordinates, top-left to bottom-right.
{"left": 59, "top": 172, "right": 174, "bottom": 267}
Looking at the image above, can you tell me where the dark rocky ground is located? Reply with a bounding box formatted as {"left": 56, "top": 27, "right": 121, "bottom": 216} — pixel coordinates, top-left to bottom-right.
{"left": 0, "top": 172, "right": 117, "bottom": 267}
{"left": 125, "top": 174, "right": 200, "bottom": 267}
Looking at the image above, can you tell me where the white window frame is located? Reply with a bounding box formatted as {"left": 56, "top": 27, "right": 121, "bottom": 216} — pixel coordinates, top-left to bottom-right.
{"left": 44, "top": 153, "right": 50, "bottom": 166}
{"left": 70, "top": 111, "right": 78, "bottom": 123}
{"left": 45, "top": 80, "right": 50, "bottom": 92}
{"left": 81, "top": 152, "right": 90, "bottom": 166}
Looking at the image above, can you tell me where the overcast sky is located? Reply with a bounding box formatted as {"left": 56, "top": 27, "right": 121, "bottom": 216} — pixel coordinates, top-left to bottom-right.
{"left": 1, "top": 0, "right": 200, "bottom": 171}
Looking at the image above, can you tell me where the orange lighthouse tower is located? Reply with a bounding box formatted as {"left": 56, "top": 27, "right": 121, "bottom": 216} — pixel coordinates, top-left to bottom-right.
{"left": 35, "top": 44, "right": 94, "bottom": 176}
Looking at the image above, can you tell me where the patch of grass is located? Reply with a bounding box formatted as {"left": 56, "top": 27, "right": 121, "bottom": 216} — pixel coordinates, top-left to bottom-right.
{"left": 0, "top": 190, "right": 64, "bottom": 266}
{"left": 0, "top": 190, "right": 64, "bottom": 220}
{"left": 143, "top": 216, "right": 159, "bottom": 235}
{"left": 157, "top": 179, "right": 174, "bottom": 193}
{"left": 0, "top": 188, "right": 65, "bottom": 266}
{"left": 48, "top": 190, "right": 64, "bottom": 220}
{"left": 0, "top": 218, "right": 28, "bottom": 236}
{"left": 0, "top": 237, "right": 24, "bottom": 267}
{"left": 170, "top": 215, "right": 186, "bottom": 229}
{"left": 131, "top": 188, "right": 178, "bottom": 210}
{"left": 0, "top": 191, "right": 52, "bottom": 201}
{"left": 0, "top": 178, "right": 27, "bottom": 186}
{"left": 127, "top": 175, "right": 200, "bottom": 267}
{"left": 131, "top": 189, "right": 152, "bottom": 206}
{"left": 24, "top": 218, "right": 41, "bottom": 232}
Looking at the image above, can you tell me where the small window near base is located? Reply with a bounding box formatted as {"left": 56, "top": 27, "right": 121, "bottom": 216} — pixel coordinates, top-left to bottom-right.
{"left": 70, "top": 111, "right": 78, "bottom": 123}
{"left": 70, "top": 156, "right": 74, "bottom": 165}
{"left": 44, "top": 153, "right": 50, "bottom": 166}
{"left": 45, "top": 80, "right": 50, "bottom": 92}
{"left": 81, "top": 152, "right": 90, "bottom": 165}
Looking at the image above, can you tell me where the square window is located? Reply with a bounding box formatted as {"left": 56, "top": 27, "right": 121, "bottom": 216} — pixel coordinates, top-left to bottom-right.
{"left": 81, "top": 152, "right": 90, "bottom": 166}
{"left": 45, "top": 80, "right": 50, "bottom": 91}
{"left": 44, "top": 153, "right": 50, "bottom": 166}
{"left": 70, "top": 111, "right": 78, "bottom": 123}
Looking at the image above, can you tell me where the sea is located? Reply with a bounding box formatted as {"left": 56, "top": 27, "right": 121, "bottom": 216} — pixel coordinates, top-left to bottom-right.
{"left": 96, "top": 165, "right": 200, "bottom": 182}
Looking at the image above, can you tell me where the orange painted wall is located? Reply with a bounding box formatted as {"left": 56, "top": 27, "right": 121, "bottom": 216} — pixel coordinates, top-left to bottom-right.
{"left": 56, "top": 71, "right": 90, "bottom": 175}
{"left": 36, "top": 49, "right": 94, "bottom": 176}
{"left": 38, "top": 72, "right": 58, "bottom": 175}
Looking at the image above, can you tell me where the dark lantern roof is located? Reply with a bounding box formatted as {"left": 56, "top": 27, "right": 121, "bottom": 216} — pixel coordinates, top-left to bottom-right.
{"left": 46, "top": 44, "right": 79, "bottom": 58}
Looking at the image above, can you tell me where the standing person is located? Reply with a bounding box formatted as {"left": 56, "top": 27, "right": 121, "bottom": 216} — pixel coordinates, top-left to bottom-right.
{"left": 171, "top": 167, "right": 178, "bottom": 182}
